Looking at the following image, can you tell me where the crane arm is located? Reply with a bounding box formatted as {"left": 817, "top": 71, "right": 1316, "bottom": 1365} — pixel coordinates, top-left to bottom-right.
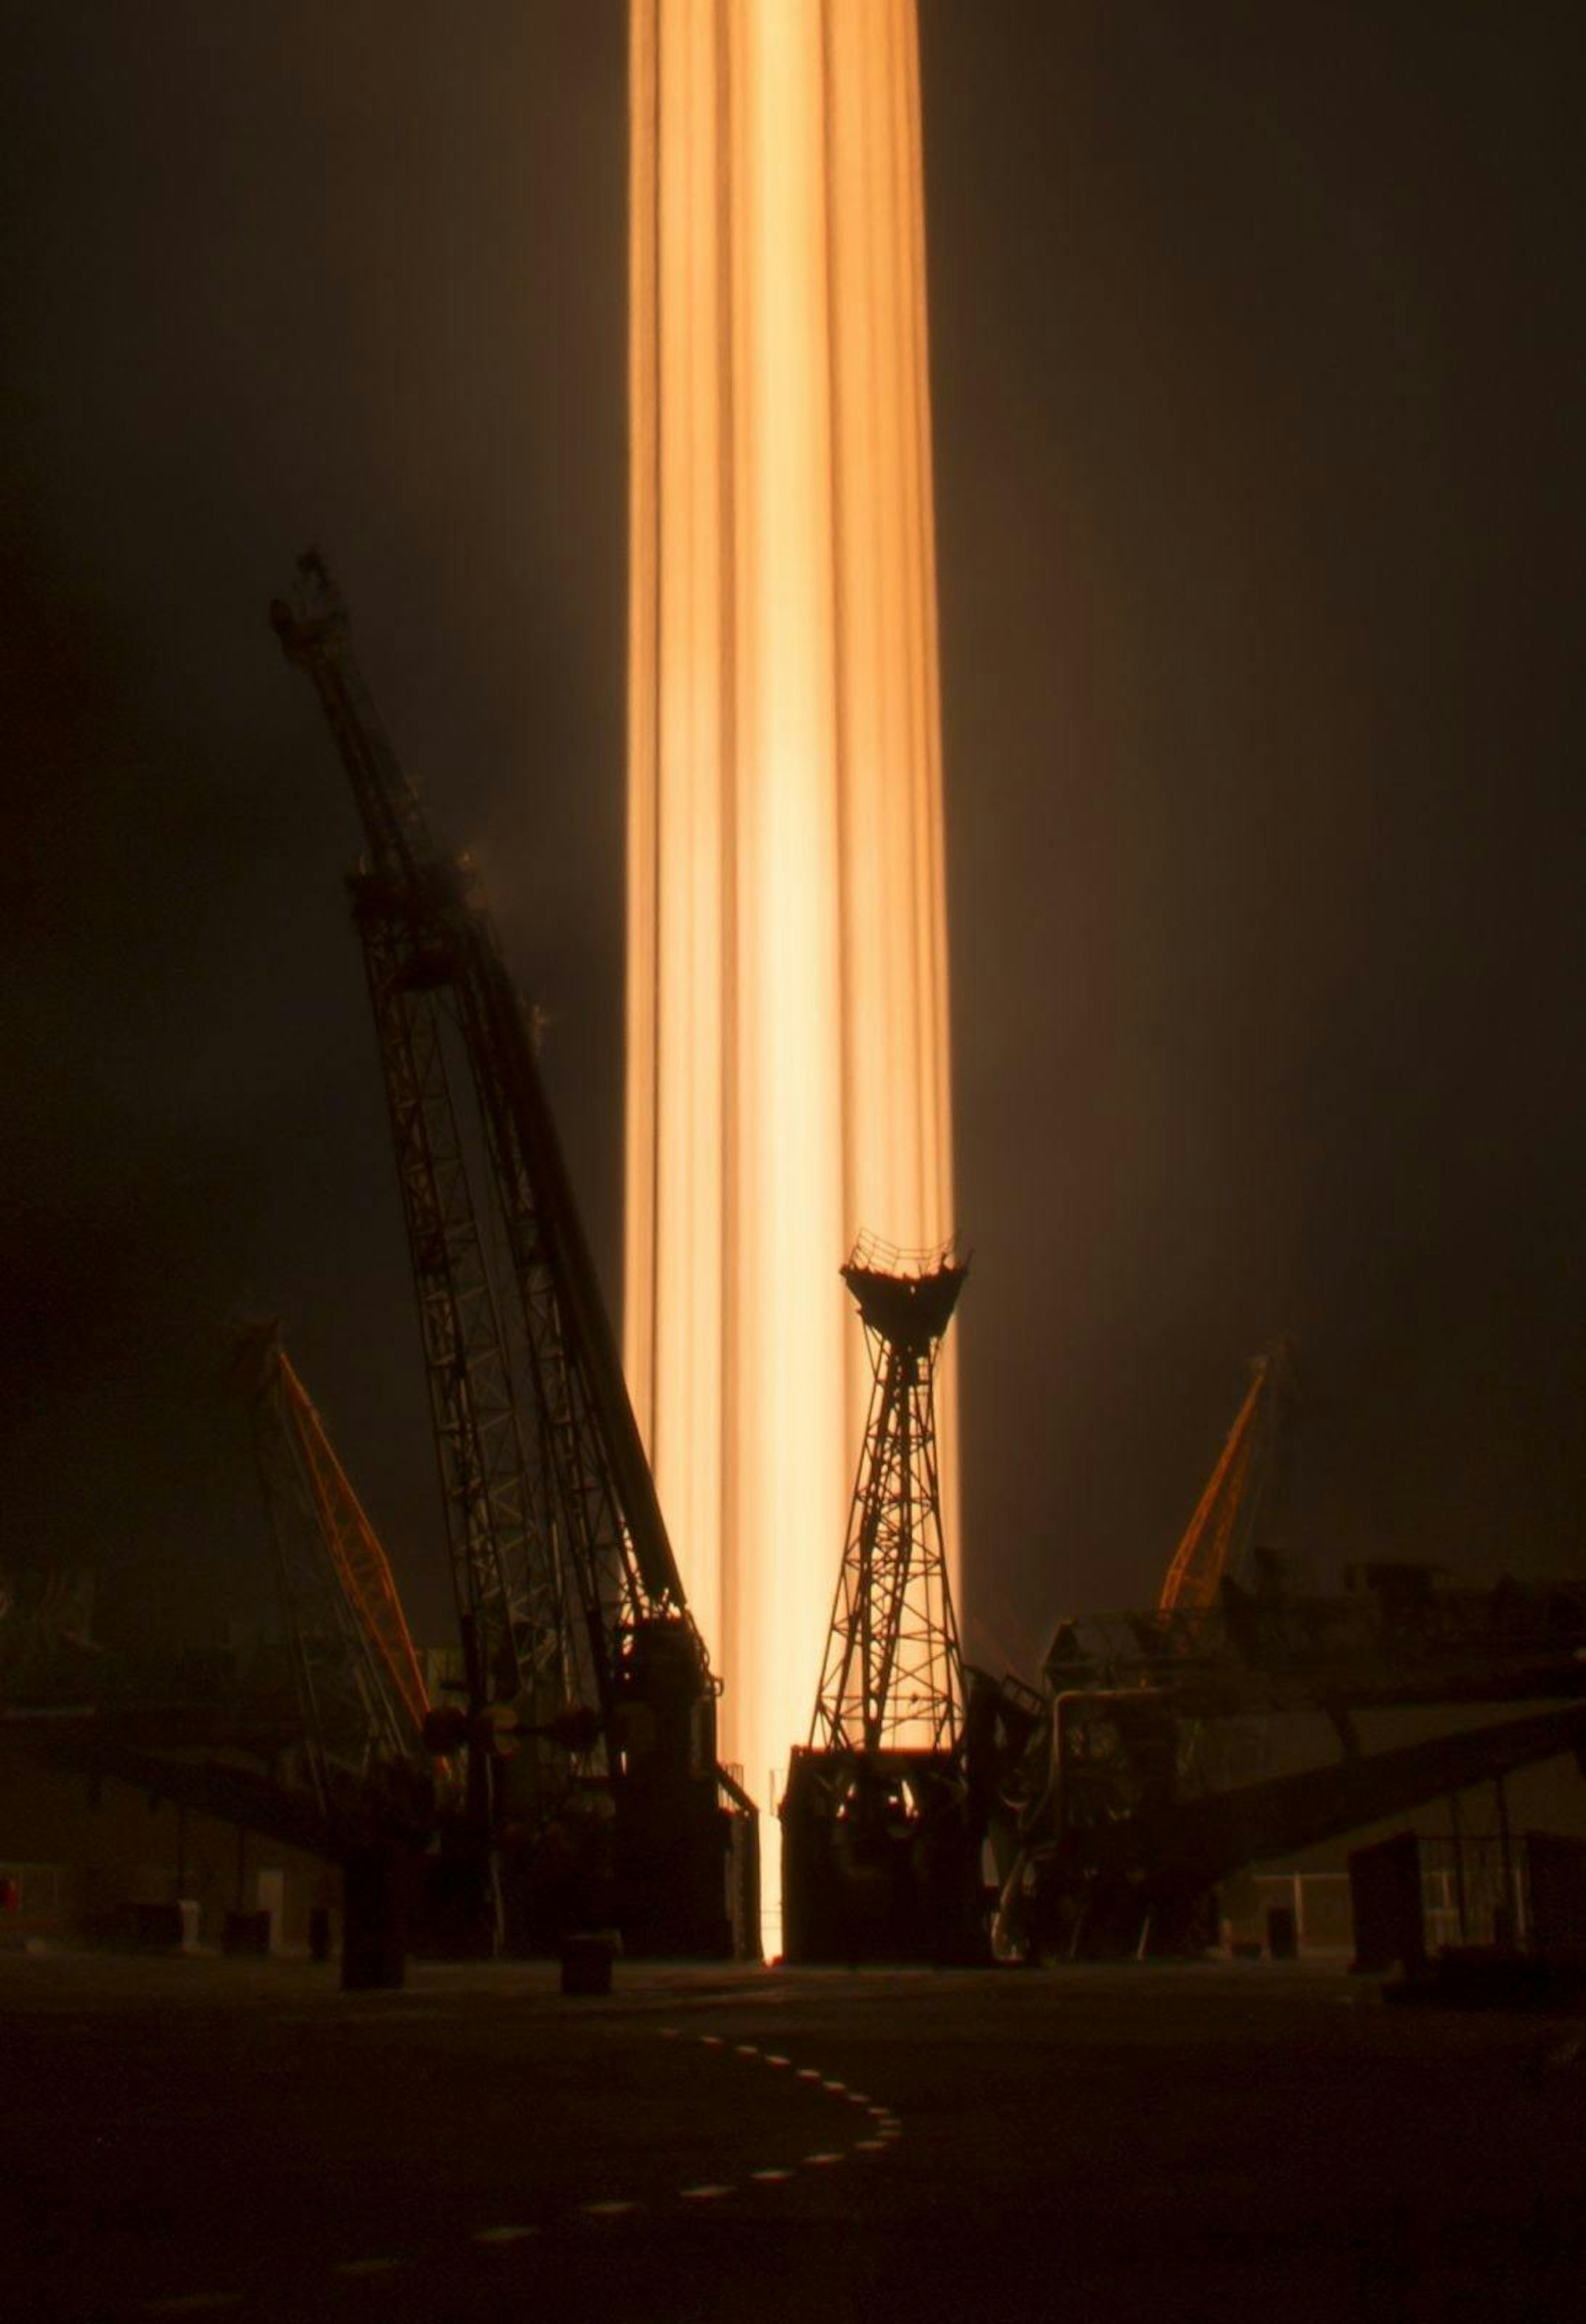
{"left": 268, "top": 557, "right": 755, "bottom": 1958}
{"left": 270, "top": 553, "right": 435, "bottom": 889}
{"left": 235, "top": 1320, "right": 435, "bottom": 1838}
{"left": 272, "top": 553, "right": 699, "bottom": 1678}
{"left": 274, "top": 1351, "right": 433, "bottom": 1739}
{"left": 1158, "top": 1343, "right": 1293, "bottom": 1615}
{"left": 460, "top": 920, "right": 692, "bottom": 1619}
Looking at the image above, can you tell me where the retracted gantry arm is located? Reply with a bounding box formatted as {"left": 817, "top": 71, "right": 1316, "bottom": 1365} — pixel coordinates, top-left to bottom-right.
{"left": 271, "top": 553, "right": 700, "bottom": 1678}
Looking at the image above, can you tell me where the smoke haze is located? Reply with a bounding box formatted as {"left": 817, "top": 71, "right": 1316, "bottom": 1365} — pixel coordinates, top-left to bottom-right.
{"left": 4, "top": 3, "right": 1581, "bottom": 1681}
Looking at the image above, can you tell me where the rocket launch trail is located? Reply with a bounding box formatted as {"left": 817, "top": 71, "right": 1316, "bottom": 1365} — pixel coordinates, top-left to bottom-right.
{"left": 625, "top": 0, "right": 956, "bottom": 1930}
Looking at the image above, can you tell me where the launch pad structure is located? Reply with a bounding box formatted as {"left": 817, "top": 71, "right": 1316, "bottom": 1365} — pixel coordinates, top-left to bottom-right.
{"left": 782, "top": 1240, "right": 984, "bottom": 1965}
{"left": 11, "top": 545, "right": 1585, "bottom": 1981}
{"left": 271, "top": 553, "right": 757, "bottom": 1965}
{"left": 781, "top": 1283, "right": 1586, "bottom": 1968}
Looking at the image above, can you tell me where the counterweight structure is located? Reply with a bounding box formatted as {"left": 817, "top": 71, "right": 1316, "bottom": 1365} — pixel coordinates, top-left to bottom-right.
{"left": 782, "top": 1242, "right": 981, "bottom": 1962}
{"left": 272, "top": 554, "right": 755, "bottom": 1957}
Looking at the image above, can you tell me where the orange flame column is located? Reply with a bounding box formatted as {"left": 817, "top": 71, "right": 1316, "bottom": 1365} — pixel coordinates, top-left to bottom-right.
{"left": 626, "top": 0, "right": 957, "bottom": 1930}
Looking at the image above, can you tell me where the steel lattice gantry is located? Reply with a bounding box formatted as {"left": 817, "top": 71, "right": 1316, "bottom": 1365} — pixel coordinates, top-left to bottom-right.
{"left": 271, "top": 553, "right": 755, "bottom": 1958}
{"left": 274, "top": 569, "right": 570, "bottom": 1819}
{"left": 783, "top": 1239, "right": 983, "bottom": 1964}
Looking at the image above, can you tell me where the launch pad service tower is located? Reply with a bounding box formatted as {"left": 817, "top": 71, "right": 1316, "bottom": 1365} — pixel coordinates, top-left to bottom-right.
{"left": 625, "top": 0, "right": 957, "bottom": 1941}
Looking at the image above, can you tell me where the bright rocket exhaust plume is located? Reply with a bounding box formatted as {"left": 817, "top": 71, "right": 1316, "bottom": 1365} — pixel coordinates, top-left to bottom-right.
{"left": 626, "top": 0, "right": 956, "bottom": 1935}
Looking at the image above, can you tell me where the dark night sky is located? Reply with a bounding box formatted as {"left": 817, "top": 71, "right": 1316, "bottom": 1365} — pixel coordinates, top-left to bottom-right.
{"left": 4, "top": 2, "right": 1582, "bottom": 1676}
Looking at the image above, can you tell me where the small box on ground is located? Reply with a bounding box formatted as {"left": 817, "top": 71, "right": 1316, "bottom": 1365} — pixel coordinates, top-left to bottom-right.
{"left": 116, "top": 1902, "right": 187, "bottom": 1952}
{"left": 560, "top": 1932, "right": 619, "bottom": 1996}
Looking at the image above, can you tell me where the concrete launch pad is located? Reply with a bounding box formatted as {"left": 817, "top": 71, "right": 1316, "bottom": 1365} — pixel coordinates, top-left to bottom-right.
{"left": 4, "top": 1951, "right": 1580, "bottom": 2321}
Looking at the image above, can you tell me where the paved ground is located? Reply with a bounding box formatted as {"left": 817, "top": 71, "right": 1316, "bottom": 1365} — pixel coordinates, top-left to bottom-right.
{"left": 2, "top": 1950, "right": 1581, "bottom": 2323}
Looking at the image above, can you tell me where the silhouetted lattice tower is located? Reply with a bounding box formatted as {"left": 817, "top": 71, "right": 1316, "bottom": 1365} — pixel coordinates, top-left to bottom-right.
{"left": 811, "top": 1237, "right": 967, "bottom": 1754}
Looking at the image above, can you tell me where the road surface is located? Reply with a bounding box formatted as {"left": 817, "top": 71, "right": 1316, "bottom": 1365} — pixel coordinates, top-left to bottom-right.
{"left": 4, "top": 1951, "right": 1580, "bottom": 2321}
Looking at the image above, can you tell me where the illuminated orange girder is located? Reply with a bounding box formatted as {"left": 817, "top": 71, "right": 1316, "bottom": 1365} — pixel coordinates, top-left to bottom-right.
{"left": 276, "top": 1353, "right": 431, "bottom": 1738}
{"left": 627, "top": 0, "right": 958, "bottom": 1896}
{"left": 1158, "top": 1362, "right": 1270, "bottom": 1615}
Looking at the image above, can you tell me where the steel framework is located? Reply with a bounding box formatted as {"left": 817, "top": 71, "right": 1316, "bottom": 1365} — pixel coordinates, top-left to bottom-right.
{"left": 810, "top": 1237, "right": 967, "bottom": 1754}
{"left": 349, "top": 872, "right": 571, "bottom": 1723}
{"left": 238, "top": 1323, "right": 431, "bottom": 1829}
{"left": 1158, "top": 1339, "right": 1294, "bottom": 1614}
{"left": 783, "top": 1240, "right": 979, "bottom": 1964}
{"left": 271, "top": 554, "right": 753, "bottom": 1956}
{"left": 980, "top": 1563, "right": 1586, "bottom": 1961}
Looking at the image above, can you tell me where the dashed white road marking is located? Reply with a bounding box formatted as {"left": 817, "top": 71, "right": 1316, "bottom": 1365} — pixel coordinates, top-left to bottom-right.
{"left": 131, "top": 2018, "right": 906, "bottom": 2320}
{"left": 661, "top": 2027, "right": 902, "bottom": 2217}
